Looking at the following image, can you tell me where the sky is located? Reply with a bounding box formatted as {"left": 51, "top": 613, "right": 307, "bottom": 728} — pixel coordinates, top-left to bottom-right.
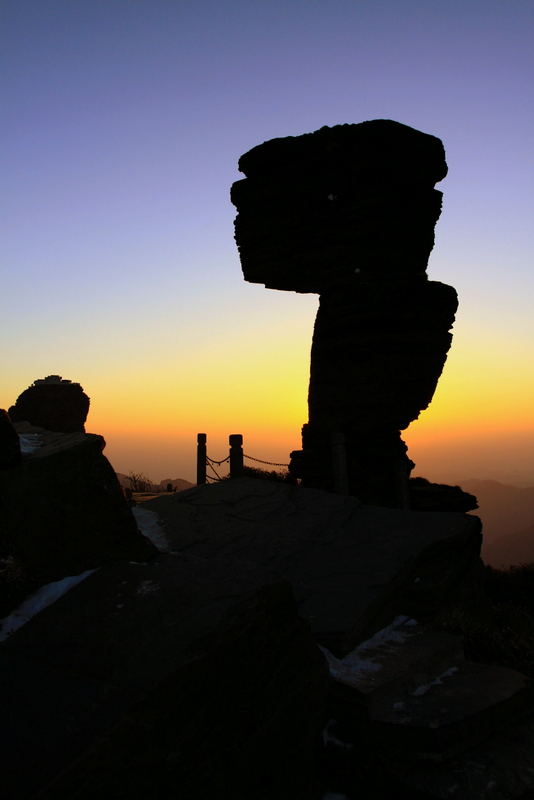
{"left": 2, "top": 0, "right": 533, "bottom": 486}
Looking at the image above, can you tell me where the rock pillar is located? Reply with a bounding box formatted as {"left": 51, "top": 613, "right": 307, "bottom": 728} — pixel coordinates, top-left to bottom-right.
{"left": 231, "top": 120, "right": 457, "bottom": 506}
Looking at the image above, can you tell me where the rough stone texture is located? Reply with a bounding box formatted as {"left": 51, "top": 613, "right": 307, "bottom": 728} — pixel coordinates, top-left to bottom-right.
{"left": 327, "top": 624, "right": 466, "bottom": 715}
{"left": 9, "top": 375, "right": 90, "bottom": 433}
{"left": 0, "top": 423, "right": 157, "bottom": 584}
{"left": 0, "top": 409, "right": 21, "bottom": 469}
{"left": 322, "top": 617, "right": 534, "bottom": 798}
{"left": 0, "top": 558, "right": 329, "bottom": 799}
{"left": 141, "top": 478, "right": 482, "bottom": 654}
{"left": 322, "top": 708, "right": 534, "bottom": 799}
{"left": 380, "top": 715, "right": 534, "bottom": 798}
{"left": 231, "top": 120, "right": 458, "bottom": 506}
{"left": 369, "top": 660, "right": 534, "bottom": 761}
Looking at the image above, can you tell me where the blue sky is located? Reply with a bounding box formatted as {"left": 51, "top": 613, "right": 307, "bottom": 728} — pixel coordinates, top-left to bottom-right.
{"left": 2, "top": 1, "right": 533, "bottom": 484}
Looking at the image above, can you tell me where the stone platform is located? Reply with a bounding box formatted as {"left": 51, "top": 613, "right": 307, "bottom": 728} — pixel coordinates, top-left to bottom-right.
{"left": 141, "top": 477, "right": 482, "bottom": 654}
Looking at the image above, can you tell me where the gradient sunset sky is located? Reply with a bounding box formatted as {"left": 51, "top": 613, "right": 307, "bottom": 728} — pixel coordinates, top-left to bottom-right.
{"left": 2, "top": 1, "right": 533, "bottom": 485}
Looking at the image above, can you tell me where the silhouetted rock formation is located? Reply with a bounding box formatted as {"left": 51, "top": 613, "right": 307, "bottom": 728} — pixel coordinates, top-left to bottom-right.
{"left": 0, "top": 410, "right": 21, "bottom": 469}
{"left": 9, "top": 375, "right": 90, "bottom": 433}
{"left": 232, "top": 120, "right": 458, "bottom": 506}
{"left": 0, "top": 422, "right": 157, "bottom": 585}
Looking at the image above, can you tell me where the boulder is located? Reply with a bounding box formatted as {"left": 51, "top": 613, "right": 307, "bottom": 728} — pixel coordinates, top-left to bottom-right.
{"left": 0, "top": 423, "right": 157, "bottom": 585}
{"left": 9, "top": 375, "right": 90, "bottom": 433}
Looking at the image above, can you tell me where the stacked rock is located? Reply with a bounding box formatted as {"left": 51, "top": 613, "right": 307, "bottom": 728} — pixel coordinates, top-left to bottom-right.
{"left": 231, "top": 120, "right": 458, "bottom": 507}
{"left": 9, "top": 375, "right": 90, "bottom": 433}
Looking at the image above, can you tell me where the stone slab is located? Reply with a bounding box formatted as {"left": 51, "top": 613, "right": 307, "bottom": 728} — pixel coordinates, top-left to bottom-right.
{"left": 327, "top": 621, "right": 465, "bottom": 714}
{"left": 142, "top": 478, "right": 482, "bottom": 653}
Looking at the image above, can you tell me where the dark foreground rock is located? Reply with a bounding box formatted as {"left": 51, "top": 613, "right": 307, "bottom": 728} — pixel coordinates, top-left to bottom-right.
{"left": 321, "top": 712, "right": 534, "bottom": 799}
{"left": 381, "top": 715, "right": 534, "bottom": 798}
{"left": 6, "top": 477, "right": 532, "bottom": 798}
{"left": 0, "top": 423, "right": 157, "bottom": 585}
{"left": 1, "top": 557, "right": 328, "bottom": 799}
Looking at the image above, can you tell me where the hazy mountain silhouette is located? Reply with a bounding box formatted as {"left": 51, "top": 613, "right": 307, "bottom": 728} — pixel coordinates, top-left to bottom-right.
{"left": 484, "top": 523, "right": 534, "bottom": 568}
{"left": 159, "top": 477, "right": 195, "bottom": 492}
{"left": 458, "top": 479, "right": 534, "bottom": 567}
{"left": 115, "top": 472, "right": 194, "bottom": 493}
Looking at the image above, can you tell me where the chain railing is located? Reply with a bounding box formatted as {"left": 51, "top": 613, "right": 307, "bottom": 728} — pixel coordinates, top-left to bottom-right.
{"left": 196, "top": 432, "right": 354, "bottom": 497}
{"left": 197, "top": 433, "right": 290, "bottom": 484}
{"left": 243, "top": 454, "right": 289, "bottom": 467}
{"left": 205, "top": 453, "right": 230, "bottom": 483}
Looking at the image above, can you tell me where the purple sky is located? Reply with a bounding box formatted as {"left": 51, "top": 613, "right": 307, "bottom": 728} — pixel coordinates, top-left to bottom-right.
{"left": 2, "top": 1, "right": 533, "bottom": 484}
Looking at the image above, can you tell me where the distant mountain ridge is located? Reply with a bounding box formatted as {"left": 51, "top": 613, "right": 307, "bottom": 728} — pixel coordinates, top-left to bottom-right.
{"left": 159, "top": 477, "right": 195, "bottom": 492}
{"left": 457, "top": 479, "right": 534, "bottom": 567}
{"left": 484, "top": 523, "right": 534, "bottom": 568}
{"left": 115, "top": 472, "right": 194, "bottom": 493}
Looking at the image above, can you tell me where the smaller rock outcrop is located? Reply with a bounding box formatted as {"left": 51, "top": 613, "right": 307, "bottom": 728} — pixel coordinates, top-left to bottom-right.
{"left": 0, "top": 423, "right": 157, "bottom": 585}
{"left": 0, "top": 410, "right": 21, "bottom": 469}
{"left": 9, "top": 375, "right": 90, "bottom": 433}
{"left": 409, "top": 477, "right": 478, "bottom": 513}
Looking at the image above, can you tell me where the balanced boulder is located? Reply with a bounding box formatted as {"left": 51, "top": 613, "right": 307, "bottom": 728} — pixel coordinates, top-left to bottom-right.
{"left": 9, "top": 375, "right": 90, "bottom": 433}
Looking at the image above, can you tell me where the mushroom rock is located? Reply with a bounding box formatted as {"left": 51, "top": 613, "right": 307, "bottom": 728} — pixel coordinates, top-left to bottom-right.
{"left": 231, "top": 120, "right": 458, "bottom": 507}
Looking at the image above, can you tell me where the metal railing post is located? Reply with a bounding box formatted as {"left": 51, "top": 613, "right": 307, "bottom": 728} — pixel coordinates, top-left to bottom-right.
{"left": 197, "top": 433, "right": 207, "bottom": 485}
{"left": 229, "top": 434, "right": 244, "bottom": 478}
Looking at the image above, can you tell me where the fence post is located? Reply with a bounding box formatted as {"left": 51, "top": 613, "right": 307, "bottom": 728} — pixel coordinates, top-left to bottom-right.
{"left": 197, "top": 433, "right": 207, "bottom": 485}
{"left": 331, "top": 432, "right": 349, "bottom": 495}
{"left": 229, "top": 434, "right": 244, "bottom": 478}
